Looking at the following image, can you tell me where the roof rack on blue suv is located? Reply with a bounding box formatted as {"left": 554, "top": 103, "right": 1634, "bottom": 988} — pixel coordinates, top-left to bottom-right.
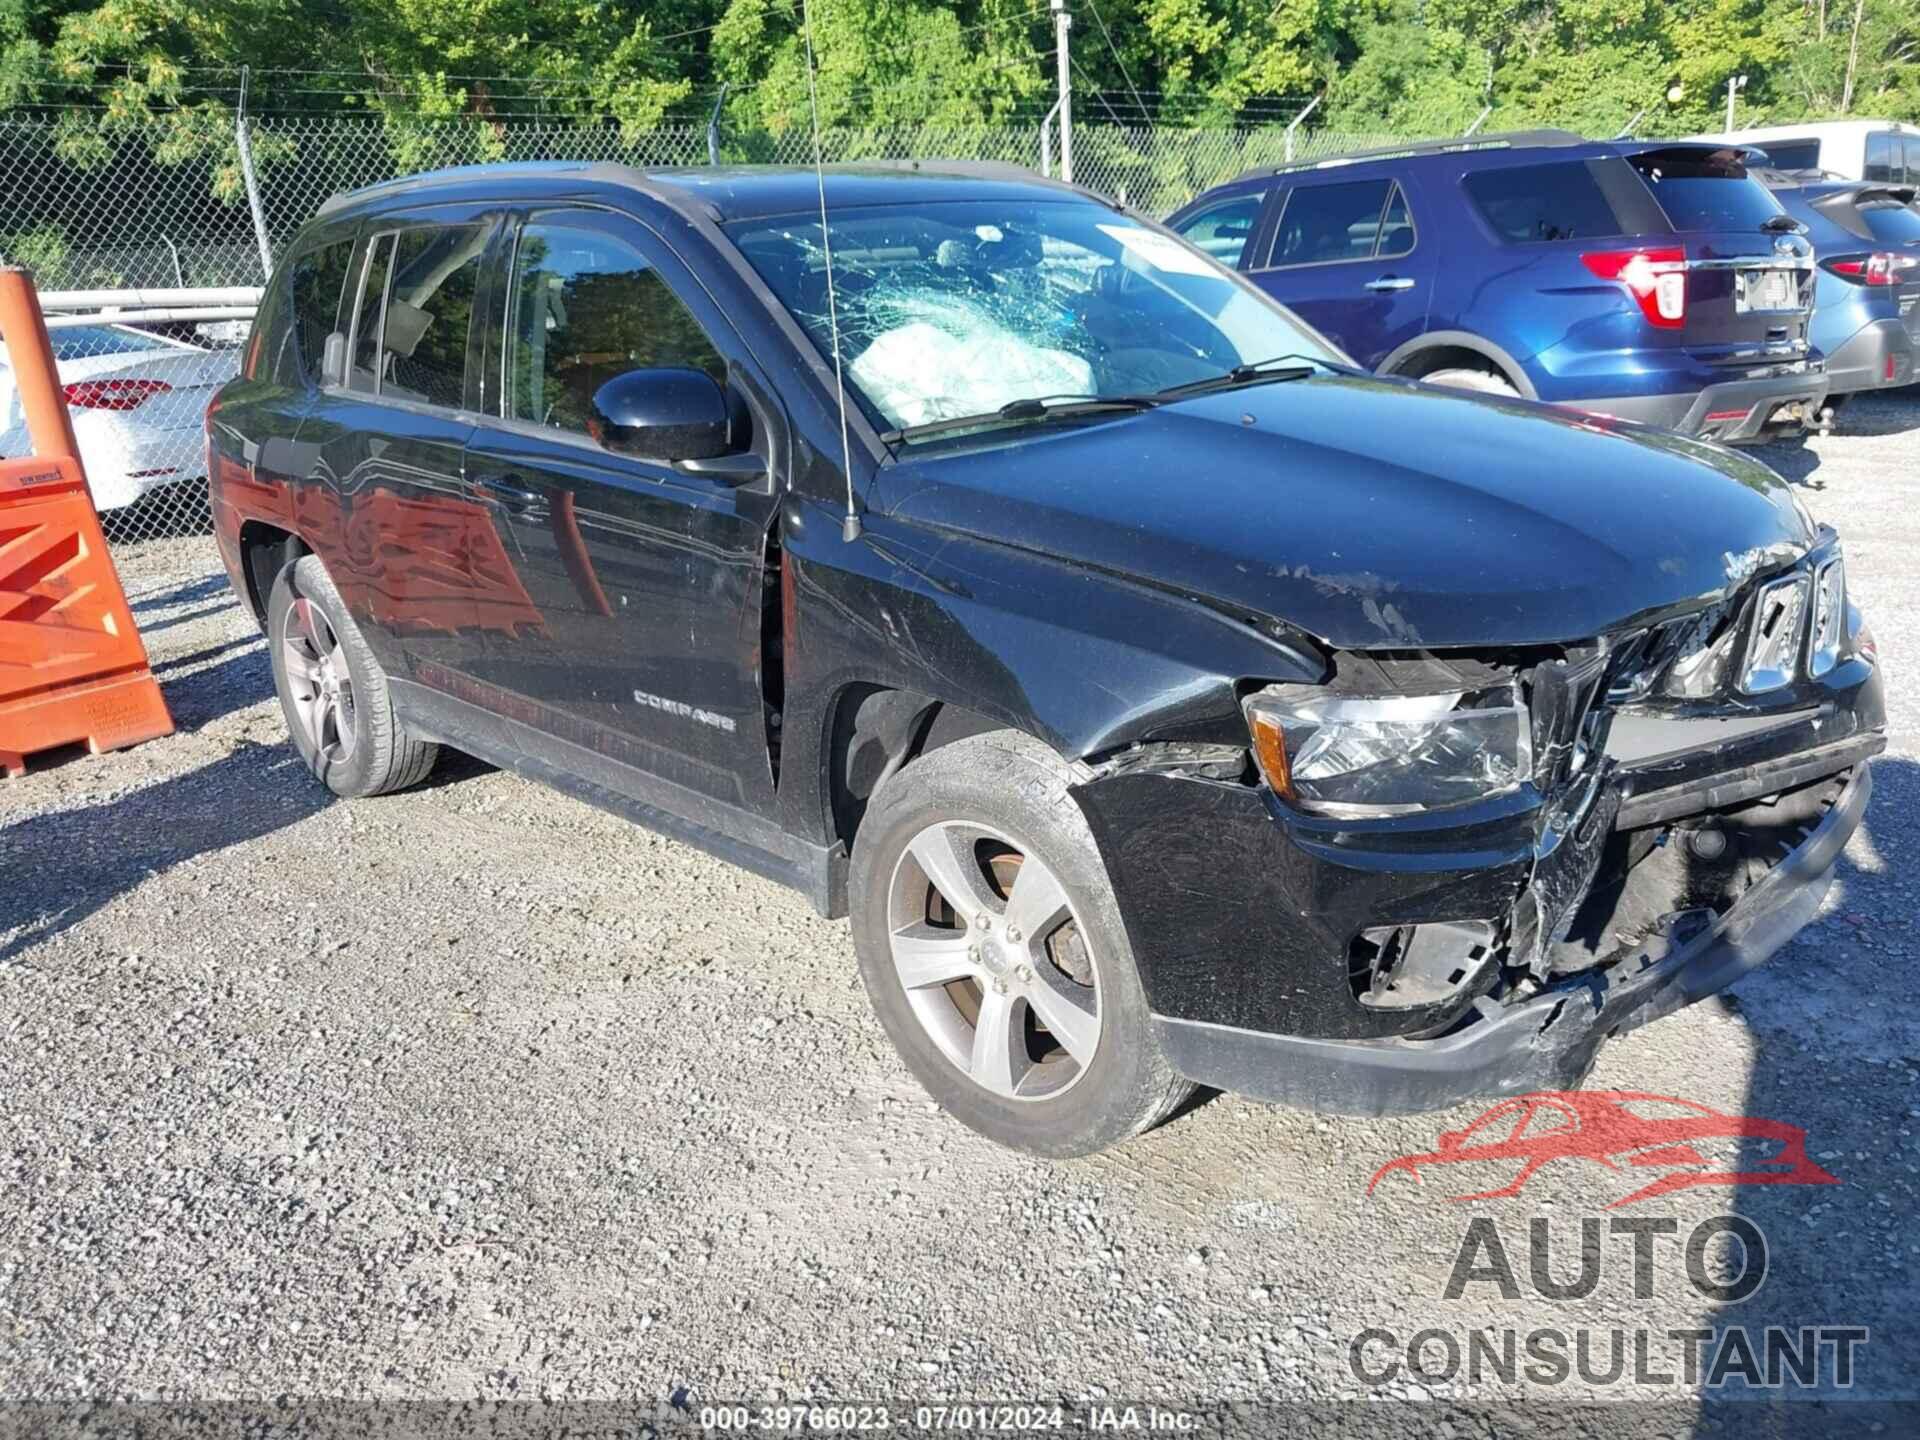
{"left": 1170, "top": 131, "right": 1830, "bottom": 444}
{"left": 1236, "top": 128, "right": 1592, "bottom": 179}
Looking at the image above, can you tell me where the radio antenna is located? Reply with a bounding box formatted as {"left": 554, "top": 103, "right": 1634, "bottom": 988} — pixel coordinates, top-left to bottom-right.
{"left": 800, "top": 0, "right": 862, "bottom": 543}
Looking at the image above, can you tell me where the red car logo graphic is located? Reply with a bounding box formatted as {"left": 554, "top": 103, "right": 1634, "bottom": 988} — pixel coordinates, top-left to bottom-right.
{"left": 1368, "top": 1091, "right": 1840, "bottom": 1208}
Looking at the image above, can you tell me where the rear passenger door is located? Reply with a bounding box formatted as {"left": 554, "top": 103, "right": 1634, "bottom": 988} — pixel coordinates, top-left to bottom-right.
{"left": 463, "top": 206, "right": 783, "bottom": 817}
{"left": 298, "top": 205, "right": 503, "bottom": 685}
{"left": 1248, "top": 174, "right": 1433, "bottom": 368}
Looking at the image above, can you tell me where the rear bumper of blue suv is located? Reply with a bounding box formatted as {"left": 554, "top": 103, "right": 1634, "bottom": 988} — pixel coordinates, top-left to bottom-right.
{"left": 1560, "top": 367, "right": 1832, "bottom": 442}
{"left": 1824, "top": 316, "right": 1916, "bottom": 395}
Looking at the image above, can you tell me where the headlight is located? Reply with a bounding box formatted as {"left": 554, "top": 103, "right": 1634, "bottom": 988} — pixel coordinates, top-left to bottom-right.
{"left": 1242, "top": 686, "right": 1533, "bottom": 816}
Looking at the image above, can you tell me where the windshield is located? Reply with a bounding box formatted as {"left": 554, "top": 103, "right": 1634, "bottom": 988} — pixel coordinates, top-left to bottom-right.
{"left": 729, "top": 199, "right": 1337, "bottom": 432}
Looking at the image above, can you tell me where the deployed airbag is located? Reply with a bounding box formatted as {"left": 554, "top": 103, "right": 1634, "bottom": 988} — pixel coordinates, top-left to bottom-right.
{"left": 849, "top": 306, "right": 1092, "bottom": 428}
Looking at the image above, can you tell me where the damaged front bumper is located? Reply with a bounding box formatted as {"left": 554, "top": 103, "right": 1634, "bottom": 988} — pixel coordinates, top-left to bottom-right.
{"left": 1147, "top": 761, "right": 1871, "bottom": 1115}
{"left": 1072, "top": 554, "right": 1886, "bottom": 1116}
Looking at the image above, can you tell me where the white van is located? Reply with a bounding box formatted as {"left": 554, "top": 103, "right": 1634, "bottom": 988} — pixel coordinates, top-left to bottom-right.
{"left": 1702, "top": 120, "right": 1918, "bottom": 181}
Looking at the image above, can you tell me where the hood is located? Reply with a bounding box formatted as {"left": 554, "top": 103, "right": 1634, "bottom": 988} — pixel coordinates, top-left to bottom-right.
{"left": 875, "top": 375, "right": 1814, "bottom": 650}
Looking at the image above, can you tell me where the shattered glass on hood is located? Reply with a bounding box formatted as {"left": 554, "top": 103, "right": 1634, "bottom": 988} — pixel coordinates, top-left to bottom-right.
{"left": 729, "top": 200, "right": 1335, "bottom": 433}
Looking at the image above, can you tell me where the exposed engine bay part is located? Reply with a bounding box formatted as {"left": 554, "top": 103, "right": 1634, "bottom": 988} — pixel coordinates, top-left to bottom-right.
{"left": 1083, "top": 740, "right": 1251, "bottom": 783}
{"left": 1350, "top": 920, "right": 1501, "bottom": 1010}
{"left": 1547, "top": 767, "right": 1853, "bottom": 978}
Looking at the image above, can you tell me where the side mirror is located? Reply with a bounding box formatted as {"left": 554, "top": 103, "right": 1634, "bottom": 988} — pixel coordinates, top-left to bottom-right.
{"left": 591, "top": 367, "right": 750, "bottom": 466}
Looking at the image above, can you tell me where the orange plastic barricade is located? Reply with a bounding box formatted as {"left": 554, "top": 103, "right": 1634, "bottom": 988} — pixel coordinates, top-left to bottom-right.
{"left": 0, "top": 265, "right": 174, "bottom": 777}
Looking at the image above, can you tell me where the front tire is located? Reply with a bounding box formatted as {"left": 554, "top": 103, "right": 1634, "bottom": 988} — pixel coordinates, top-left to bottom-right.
{"left": 267, "top": 554, "right": 439, "bottom": 798}
{"left": 848, "top": 730, "right": 1192, "bottom": 1156}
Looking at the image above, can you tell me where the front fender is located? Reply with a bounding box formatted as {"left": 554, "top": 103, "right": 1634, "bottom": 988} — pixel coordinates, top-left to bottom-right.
{"left": 775, "top": 498, "right": 1321, "bottom": 839}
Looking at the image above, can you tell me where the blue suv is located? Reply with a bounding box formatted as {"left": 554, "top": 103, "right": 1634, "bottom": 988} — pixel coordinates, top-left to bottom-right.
{"left": 1168, "top": 130, "right": 1829, "bottom": 443}
{"left": 1759, "top": 170, "right": 1919, "bottom": 403}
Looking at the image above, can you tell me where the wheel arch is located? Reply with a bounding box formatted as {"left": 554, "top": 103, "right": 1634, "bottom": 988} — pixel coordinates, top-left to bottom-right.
{"left": 1380, "top": 331, "right": 1537, "bottom": 399}
{"left": 819, "top": 684, "right": 1012, "bottom": 860}
{"left": 235, "top": 519, "right": 311, "bottom": 626}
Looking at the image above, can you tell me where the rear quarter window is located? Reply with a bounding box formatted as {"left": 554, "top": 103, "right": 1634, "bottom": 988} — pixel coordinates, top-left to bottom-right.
{"left": 1462, "top": 160, "right": 1626, "bottom": 243}
{"left": 1629, "top": 150, "right": 1785, "bottom": 232}
{"left": 267, "top": 238, "right": 357, "bottom": 386}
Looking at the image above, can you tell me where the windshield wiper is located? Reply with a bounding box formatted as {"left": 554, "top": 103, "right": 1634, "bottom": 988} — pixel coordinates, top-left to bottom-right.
{"left": 1153, "top": 353, "right": 1328, "bottom": 401}
{"left": 881, "top": 392, "right": 1158, "bottom": 444}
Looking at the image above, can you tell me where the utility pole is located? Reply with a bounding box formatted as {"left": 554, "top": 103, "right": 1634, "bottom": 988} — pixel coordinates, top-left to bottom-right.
{"left": 1724, "top": 73, "right": 1747, "bottom": 134}
{"left": 1052, "top": 0, "right": 1073, "bottom": 183}
{"left": 234, "top": 66, "right": 275, "bottom": 280}
{"left": 1843, "top": 0, "right": 1866, "bottom": 113}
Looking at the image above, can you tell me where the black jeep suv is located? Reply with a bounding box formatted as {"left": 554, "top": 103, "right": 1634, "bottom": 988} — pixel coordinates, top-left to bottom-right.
{"left": 207, "top": 162, "right": 1885, "bottom": 1156}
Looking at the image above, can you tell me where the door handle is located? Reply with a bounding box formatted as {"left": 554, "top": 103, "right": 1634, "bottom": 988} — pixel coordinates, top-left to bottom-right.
{"left": 1364, "top": 276, "right": 1416, "bottom": 292}
{"left": 470, "top": 473, "right": 543, "bottom": 513}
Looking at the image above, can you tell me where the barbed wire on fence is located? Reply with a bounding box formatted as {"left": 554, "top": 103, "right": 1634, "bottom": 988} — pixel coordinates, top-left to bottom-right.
{"left": 0, "top": 112, "right": 1398, "bottom": 546}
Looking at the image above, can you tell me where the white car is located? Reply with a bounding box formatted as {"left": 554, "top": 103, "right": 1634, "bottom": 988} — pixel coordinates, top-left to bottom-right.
{"left": 0, "top": 323, "right": 239, "bottom": 511}
{"left": 1702, "top": 119, "right": 1919, "bottom": 182}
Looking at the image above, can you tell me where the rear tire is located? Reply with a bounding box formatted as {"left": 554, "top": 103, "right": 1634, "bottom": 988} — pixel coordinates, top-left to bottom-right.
{"left": 848, "top": 730, "right": 1193, "bottom": 1157}
{"left": 1421, "top": 367, "right": 1521, "bottom": 398}
{"left": 267, "top": 554, "right": 439, "bottom": 798}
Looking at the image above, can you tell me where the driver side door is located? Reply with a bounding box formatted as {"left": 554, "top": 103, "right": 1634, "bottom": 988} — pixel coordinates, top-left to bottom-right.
{"left": 463, "top": 206, "right": 782, "bottom": 816}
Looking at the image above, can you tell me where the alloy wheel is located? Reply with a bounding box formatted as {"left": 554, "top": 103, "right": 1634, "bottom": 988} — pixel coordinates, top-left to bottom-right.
{"left": 281, "top": 588, "right": 357, "bottom": 765}
{"left": 885, "top": 821, "right": 1101, "bottom": 1101}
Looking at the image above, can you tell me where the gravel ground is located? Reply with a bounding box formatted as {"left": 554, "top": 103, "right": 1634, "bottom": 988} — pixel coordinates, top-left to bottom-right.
{"left": 3, "top": 393, "right": 1918, "bottom": 1424}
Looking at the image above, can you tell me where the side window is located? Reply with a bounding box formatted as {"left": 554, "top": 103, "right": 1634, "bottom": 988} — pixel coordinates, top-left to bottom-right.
{"left": 1172, "top": 192, "right": 1264, "bottom": 267}
{"left": 1464, "top": 161, "right": 1626, "bottom": 243}
{"left": 1864, "top": 132, "right": 1894, "bottom": 182}
{"left": 1268, "top": 179, "right": 1393, "bottom": 267}
{"left": 262, "top": 238, "right": 353, "bottom": 386}
{"left": 1905, "top": 136, "right": 1920, "bottom": 183}
{"left": 348, "top": 234, "right": 394, "bottom": 392}
{"left": 380, "top": 227, "right": 487, "bottom": 409}
{"left": 1377, "top": 183, "right": 1415, "bottom": 258}
{"left": 503, "top": 221, "right": 724, "bottom": 437}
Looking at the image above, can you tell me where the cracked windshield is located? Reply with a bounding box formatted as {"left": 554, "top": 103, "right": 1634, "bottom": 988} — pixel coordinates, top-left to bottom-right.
{"left": 730, "top": 201, "right": 1337, "bottom": 433}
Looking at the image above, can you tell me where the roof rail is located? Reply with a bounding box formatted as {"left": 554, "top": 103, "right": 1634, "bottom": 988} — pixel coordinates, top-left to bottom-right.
{"left": 315, "top": 160, "right": 593, "bottom": 218}
{"left": 1237, "top": 128, "right": 1592, "bottom": 183}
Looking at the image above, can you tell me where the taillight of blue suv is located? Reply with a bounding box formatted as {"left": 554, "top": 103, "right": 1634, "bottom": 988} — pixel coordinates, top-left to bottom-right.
{"left": 1823, "top": 251, "right": 1920, "bottom": 286}
{"left": 1581, "top": 247, "right": 1689, "bottom": 328}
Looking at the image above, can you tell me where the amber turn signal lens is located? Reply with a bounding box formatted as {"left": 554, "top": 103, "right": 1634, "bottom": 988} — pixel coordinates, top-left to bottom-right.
{"left": 1246, "top": 709, "right": 1293, "bottom": 800}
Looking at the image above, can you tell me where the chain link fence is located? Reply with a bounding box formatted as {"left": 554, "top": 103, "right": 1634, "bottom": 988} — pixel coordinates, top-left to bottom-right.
{"left": 0, "top": 113, "right": 1397, "bottom": 547}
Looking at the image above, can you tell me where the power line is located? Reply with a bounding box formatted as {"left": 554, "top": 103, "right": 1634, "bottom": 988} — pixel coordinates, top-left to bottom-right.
{"left": 1082, "top": 0, "right": 1148, "bottom": 117}
{"left": 1069, "top": 56, "right": 1132, "bottom": 129}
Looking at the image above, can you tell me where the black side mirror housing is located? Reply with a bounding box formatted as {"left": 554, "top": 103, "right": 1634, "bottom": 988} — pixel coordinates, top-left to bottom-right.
{"left": 590, "top": 367, "right": 739, "bottom": 462}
